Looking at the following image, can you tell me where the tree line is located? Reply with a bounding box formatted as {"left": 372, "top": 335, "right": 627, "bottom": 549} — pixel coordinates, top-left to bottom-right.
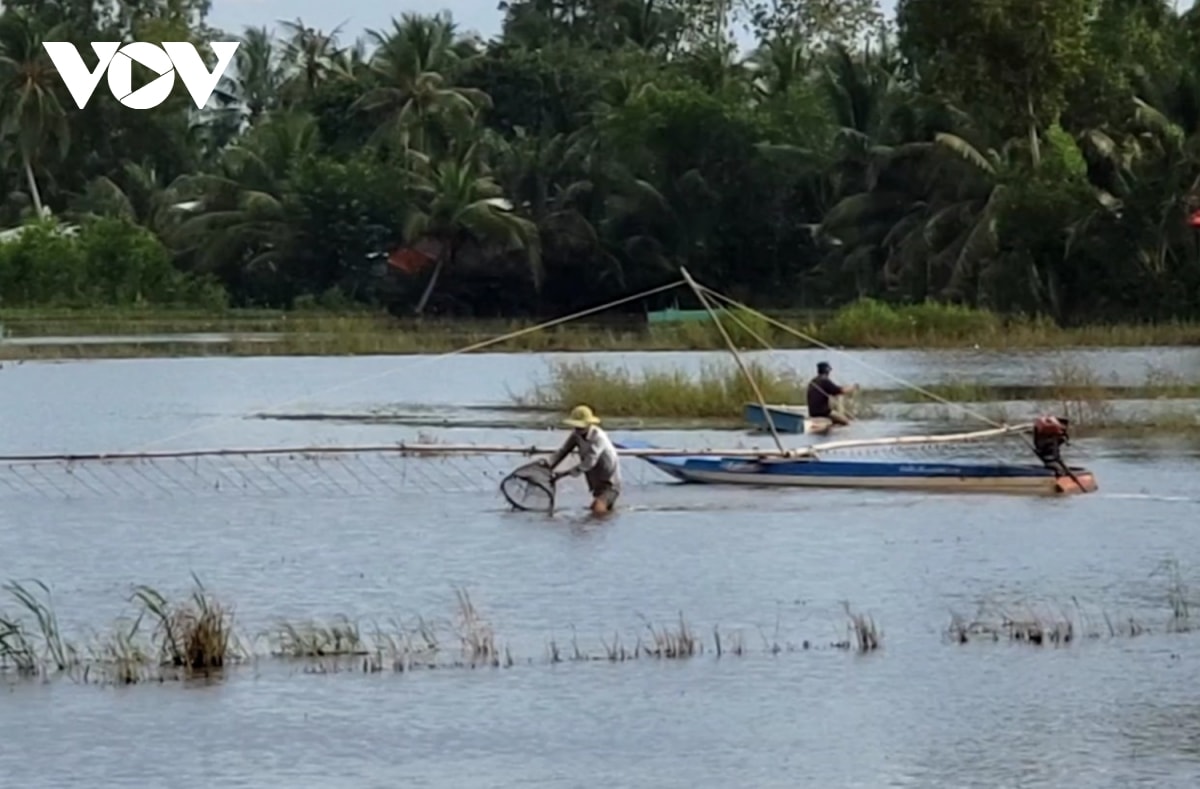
{"left": 1, "top": 0, "right": 1199, "bottom": 323}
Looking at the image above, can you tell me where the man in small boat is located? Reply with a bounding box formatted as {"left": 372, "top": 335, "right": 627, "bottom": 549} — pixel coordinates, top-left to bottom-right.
{"left": 807, "top": 361, "right": 859, "bottom": 426}
{"left": 541, "top": 404, "right": 622, "bottom": 514}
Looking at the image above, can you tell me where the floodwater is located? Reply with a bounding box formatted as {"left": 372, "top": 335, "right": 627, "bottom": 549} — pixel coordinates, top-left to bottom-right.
{"left": 0, "top": 332, "right": 283, "bottom": 346}
{"left": 2, "top": 348, "right": 1200, "bottom": 788}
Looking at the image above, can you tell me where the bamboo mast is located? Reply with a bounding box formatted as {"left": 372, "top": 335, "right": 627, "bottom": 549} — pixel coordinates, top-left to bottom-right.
{"left": 679, "top": 266, "right": 787, "bottom": 456}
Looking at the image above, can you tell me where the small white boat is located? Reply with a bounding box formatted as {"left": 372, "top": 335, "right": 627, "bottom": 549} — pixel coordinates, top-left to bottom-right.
{"left": 742, "top": 403, "right": 833, "bottom": 435}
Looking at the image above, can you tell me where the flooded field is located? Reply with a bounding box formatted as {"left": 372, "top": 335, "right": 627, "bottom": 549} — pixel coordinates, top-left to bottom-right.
{"left": 2, "top": 348, "right": 1200, "bottom": 787}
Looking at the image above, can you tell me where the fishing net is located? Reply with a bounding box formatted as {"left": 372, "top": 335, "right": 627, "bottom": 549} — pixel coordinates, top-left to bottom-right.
{"left": 0, "top": 445, "right": 670, "bottom": 502}
{"left": 0, "top": 446, "right": 532, "bottom": 501}
{"left": 499, "top": 462, "right": 557, "bottom": 513}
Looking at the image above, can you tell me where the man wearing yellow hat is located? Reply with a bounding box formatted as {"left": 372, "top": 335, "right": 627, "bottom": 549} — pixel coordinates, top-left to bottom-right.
{"left": 542, "top": 404, "right": 622, "bottom": 514}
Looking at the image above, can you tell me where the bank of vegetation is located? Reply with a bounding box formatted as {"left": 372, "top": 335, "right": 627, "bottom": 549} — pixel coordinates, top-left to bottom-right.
{"left": 6, "top": 298, "right": 1200, "bottom": 360}
{"left": 3, "top": 1, "right": 1200, "bottom": 337}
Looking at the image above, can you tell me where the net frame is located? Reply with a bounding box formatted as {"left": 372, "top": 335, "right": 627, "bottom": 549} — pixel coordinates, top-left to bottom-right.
{"left": 499, "top": 462, "right": 557, "bottom": 513}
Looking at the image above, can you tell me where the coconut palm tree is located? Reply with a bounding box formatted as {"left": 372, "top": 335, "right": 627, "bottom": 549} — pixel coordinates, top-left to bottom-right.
{"left": 402, "top": 143, "right": 540, "bottom": 314}
{"left": 234, "top": 26, "right": 285, "bottom": 123}
{"left": 277, "top": 18, "right": 345, "bottom": 105}
{"left": 0, "top": 11, "right": 69, "bottom": 217}
{"left": 352, "top": 13, "right": 490, "bottom": 155}
{"left": 73, "top": 162, "right": 187, "bottom": 239}
{"left": 169, "top": 111, "right": 321, "bottom": 290}
{"left": 745, "top": 31, "right": 810, "bottom": 99}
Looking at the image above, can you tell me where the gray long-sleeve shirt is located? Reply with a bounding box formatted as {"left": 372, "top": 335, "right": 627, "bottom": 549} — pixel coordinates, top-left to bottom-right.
{"left": 548, "top": 426, "right": 622, "bottom": 492}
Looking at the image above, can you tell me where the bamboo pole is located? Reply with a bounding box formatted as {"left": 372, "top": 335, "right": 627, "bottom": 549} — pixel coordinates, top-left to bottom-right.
{"left": 766, "top": 424, "right": 1032, "bottom": 457}
{"left": 679, "top": 266, "right": 786, "bottom": 454}
{"left": 0, "top": 444, "right": 784, "bottom": 462}
{"left": 0, "top": 426, "right": 1033, "bottom": 464}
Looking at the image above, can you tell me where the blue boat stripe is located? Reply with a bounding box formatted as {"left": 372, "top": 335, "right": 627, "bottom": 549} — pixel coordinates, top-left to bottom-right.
{"left": 614, "top": 440, "right": 1057, "bottom": 479}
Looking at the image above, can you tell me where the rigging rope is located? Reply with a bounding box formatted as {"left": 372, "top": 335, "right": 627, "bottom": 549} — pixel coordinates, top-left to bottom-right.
{"left": 682, "top": 268, "right": 785, "bottom": 453}
{"left": 126, "top": 278, "right": 688, "bottom": 454}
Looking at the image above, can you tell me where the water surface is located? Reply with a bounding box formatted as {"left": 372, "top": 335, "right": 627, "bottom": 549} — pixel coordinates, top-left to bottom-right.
{"left": 2, "top": 349, "right": 1200, "bottom": 788}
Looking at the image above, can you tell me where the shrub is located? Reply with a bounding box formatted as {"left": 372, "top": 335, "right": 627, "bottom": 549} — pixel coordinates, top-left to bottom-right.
{"left": 0, "top": 216, "right": 228, "bottom": 308}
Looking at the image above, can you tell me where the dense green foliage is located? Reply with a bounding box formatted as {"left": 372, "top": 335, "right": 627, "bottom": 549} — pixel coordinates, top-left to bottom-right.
{"left": 3, "top": 0, "right": 1200, "bottom": 321}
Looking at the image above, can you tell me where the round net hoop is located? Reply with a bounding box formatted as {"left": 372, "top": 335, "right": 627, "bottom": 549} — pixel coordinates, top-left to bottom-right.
{"left": 499, "top": 462, "right": 556, "bottom": 512}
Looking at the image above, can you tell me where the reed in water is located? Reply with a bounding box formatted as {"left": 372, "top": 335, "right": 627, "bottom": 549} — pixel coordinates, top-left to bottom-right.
{"left": 945, "top": 565, "right": 1192, "bottom": 647}
{"left": 4, "top": 564, "right": 1194, "bottom": 686}
{"left": 0, "top": 577, "right": 882, "bottom": 686}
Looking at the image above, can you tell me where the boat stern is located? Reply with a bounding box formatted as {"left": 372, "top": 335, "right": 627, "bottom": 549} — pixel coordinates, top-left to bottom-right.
{"left": 1055, "top": 468, "right": 1099, "bottom": 494}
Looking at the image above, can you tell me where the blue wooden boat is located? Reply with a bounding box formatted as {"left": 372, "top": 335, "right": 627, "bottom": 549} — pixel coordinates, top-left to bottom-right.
{"left": 742, "top": 402, "right": 833, "bottom": 435}
{"left": 613, "top": 438, "right": 1097, "bottom": 495}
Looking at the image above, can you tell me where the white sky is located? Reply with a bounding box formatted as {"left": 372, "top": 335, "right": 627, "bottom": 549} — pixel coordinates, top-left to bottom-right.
{"left": 205, "top": 1, "right": 1200, "bottom": 54}
{"left": 204, "top": 0, "right": 903, "bottom": 47}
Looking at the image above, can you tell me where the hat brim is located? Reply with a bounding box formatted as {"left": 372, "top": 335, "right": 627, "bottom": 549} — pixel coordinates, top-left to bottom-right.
{"left": 564, "top": 418, "right": 599, "bottom": 428}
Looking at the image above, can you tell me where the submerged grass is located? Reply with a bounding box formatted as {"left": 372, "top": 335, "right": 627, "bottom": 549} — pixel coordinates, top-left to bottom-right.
{"left": 887, "top": 363, "right": 1200, "bottom": 405}
{"left": 3, "top": 560, "right": 1197, "bottom": 686}
{"left": 897, "top": 360, "right": 1200, "bottom": 436}
{"left": 892, "top": 359, "right": 1200, "bottom": 402}
{"left": 0, "top": 577, "right": 881, "bottom": 685}
{"left": 947, "top": 560, "right": 1198, "bottom": 647}
{"left": 7, "top": 299, "right": 1200, "bottom": 359}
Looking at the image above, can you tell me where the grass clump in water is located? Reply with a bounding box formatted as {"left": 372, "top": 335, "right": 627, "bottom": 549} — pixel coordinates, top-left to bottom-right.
{"left": 0, "top": 576, "right": 237, "bottom": 684}
{"left": 272, "top": 616, "right": 365, "bottom": 657}
{"left": 454, "top": 588, "right": 501, "bottom": 666}
{"left": 86, "top": 617, "right": 153, "bottom": 685}
{"left": 130, "top": 577, "right": 234, "bottom": 672}
{"left": 843, "top": 603, "right": 881, "bottom": 653}
{"left": 1153, "top": 559, "right": 1192, "bottom": 634}
{"left": 641, "top": 613, "right": 699, "bottom": 658}
{"left": 0, "top": 580, "right": 78, "bottom": 674}
{"left": 515, "top": 359, "right": 810, "bottom": 419}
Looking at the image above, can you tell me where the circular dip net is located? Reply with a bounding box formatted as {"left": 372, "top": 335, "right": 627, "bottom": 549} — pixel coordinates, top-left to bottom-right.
{"left": 499, "top": 462, "right": 556, "bottom": 513}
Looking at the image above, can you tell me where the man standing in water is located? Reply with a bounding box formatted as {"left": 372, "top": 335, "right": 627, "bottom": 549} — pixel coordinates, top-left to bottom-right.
{"left": 807, "top": 361, "right": 859, "bottom": 426}
{"left": 542, "top": 404, "right": 621, "bottom": 514}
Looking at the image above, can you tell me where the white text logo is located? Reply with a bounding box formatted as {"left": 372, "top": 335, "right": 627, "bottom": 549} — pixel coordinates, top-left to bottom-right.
{"left": 42, "top": 41, "right": 240, "bottom": 110}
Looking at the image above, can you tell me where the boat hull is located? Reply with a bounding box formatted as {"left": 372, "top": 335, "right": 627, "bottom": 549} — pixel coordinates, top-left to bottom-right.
{"left": 635, "top": 454, "right": 1098, "bottom": 495}
{"left": 742, "top": 403, "right": 833, "bottom": 435}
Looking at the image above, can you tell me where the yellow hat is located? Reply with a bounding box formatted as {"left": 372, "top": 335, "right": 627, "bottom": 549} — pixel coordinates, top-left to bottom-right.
{"left": 563, "top": 404, "right": 601, "bottom": 428}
